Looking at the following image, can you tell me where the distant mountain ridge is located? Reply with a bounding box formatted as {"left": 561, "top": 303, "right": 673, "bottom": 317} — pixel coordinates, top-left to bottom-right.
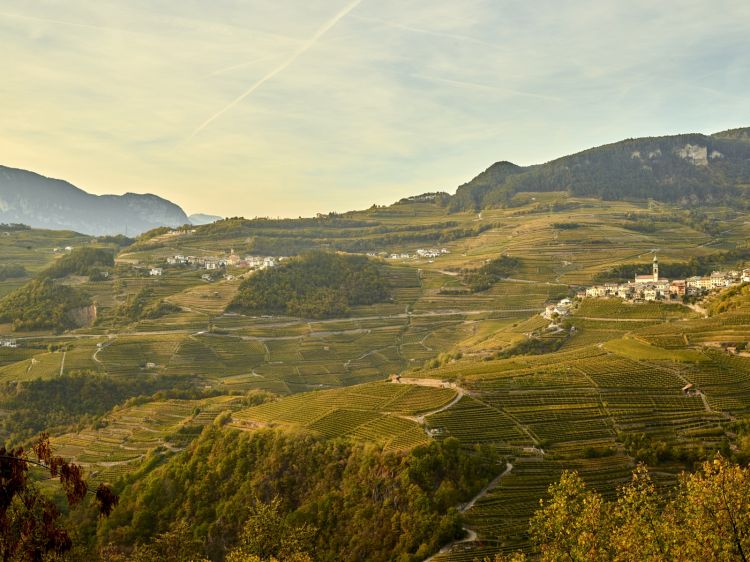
{"left": 449, "top": 127, "right": 750, "bottom": 211}
{"left": 188, "top": 213, "right": 223, "bottom": 225}
{"left": 0, "top": 166, "right": 190, "bottom": 236}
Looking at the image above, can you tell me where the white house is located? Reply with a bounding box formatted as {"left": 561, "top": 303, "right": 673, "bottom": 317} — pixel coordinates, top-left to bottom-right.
{"left": 710, "top": 272, "right": 731, "bottom": 289}
{"left": 743, "top": 269, "right": 750, "bottom": 283}
{"left": 0, "top": 338, "right": 17, "bottom": 348}
{"left": 149, "top": 268, "right": 163, "bottom": 276}
{"left": 586, "top": 286, "right": 607, "bottom": 297}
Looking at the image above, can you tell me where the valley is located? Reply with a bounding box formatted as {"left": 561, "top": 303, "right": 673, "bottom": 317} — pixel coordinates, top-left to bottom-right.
{"left": 2, "top": 131, "right": 750, "bottom": 561}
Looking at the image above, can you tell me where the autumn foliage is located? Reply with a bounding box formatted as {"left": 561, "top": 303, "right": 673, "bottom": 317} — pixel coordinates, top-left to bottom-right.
{"left": 493, "top": 456, "right": 750, "bottom": 561}
{"left": 0, "top": 434, "right": 117, "bottom": 561}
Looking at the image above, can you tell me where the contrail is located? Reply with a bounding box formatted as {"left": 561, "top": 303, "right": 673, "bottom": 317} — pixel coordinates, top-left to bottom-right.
{"left": 187, "top": 0, "right": 362, "bottom": 140}
{"left": 0, "top": 10, "right": 143, "bottom": 35}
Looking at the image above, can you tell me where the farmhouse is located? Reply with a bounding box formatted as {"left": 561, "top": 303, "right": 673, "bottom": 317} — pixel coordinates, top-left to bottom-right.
{"left": 0, "top": 338, "right": 18, "bottom": 348}
{"left": 149, "top": 267, "right": 163, "bottom": 276}
{"left": 541, "top": 297, "right": 573, "bottom": 320}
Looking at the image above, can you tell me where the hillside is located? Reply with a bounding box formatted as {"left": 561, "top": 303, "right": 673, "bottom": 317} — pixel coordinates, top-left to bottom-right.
{"left": 451, "top": 128, "right": 750, "bottom": 210}
{"left": 0, "top": 165, "right": 189, "bottom": 235}
{"left": 228, "top": 251, "right": 390, "bottom": 318}
{"left": 0, "top": 278, "right": 92, "bottom": 332}
{"left": 3, "top": 154, "right": 750, "bottom": 561}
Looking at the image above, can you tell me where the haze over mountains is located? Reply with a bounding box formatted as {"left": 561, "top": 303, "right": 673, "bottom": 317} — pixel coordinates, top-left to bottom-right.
{"left": 2, "top": 127, "right": 748, "bottom": 237}
{"left": 0, "top": 166, "right": 194, "bottom": 236}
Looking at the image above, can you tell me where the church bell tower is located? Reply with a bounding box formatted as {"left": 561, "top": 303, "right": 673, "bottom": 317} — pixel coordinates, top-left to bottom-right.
{"left": 653, "top": 256, "right": 659, "bottom": 281}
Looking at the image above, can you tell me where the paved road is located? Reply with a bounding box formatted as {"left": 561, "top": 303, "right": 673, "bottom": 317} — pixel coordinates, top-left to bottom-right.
{"left": 423, "top": 462, "right": 514, "bottom": 562}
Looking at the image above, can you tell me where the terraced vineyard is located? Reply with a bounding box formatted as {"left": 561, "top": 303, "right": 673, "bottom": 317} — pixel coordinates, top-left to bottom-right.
{"left": 51, "top": 395, "right": 247, "bottom": 483}
{"left": 415, "top": 331, "right": 750, "bottom": 559}
{"left": 232, "top": 380, "right": 457, "bottom": 451}
{"left": 2, "top": 192, "right": 750, "bottom": 561}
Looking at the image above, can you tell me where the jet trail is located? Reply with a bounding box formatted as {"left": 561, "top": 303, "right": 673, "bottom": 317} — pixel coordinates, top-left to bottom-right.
{"left": 187, "top": 0, "right": 362, "bottom": 140}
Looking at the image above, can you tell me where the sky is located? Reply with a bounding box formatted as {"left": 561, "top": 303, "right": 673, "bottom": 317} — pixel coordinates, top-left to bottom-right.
{"left": 2, "top": 1, "right": 750, "bottom": 218}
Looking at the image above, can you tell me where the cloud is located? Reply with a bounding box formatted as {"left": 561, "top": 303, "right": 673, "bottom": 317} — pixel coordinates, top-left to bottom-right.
{"left": 352, "top": 14, "right": 502, "bottom": 51}
{"left": 2, "top": 0, "right": 750, "bottom": 218}
{"left": 186, "top": 0, "right": 363, "bottom": 140}
{"left": 411, "top": 73, "right": 562, "bottom": 102}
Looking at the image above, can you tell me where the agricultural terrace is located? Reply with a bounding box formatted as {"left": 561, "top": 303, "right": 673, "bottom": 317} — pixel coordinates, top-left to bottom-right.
{"left": 51, "top": 395, "right": 247, "bottom": 484}
{"left": 232, "top": 380, "right": 457, "bottom": 451}
{"left": 3, "top": 197, "right": 750, "bottom": 561}
{"left": 417, "top": 335, "right": 750, "bottom": 558}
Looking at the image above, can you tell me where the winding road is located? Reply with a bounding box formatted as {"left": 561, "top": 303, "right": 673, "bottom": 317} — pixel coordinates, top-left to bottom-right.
{"left": 423, "top": 462, "right": 514, "bottom": 562}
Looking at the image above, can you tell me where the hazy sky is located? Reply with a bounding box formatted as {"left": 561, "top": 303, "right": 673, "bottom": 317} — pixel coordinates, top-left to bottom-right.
{"left": 2, "top": 1, "right": 749, "bottom": 217}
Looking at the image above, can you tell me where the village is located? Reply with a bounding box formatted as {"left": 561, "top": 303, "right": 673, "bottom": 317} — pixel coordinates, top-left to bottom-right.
{"left": 142, "top": 247, "right": 451, "bottom": 283}
{"left": 148, "top": 250, "right": 282, "bottom": 281}
{"left": 582, "top": 257, "right": 750, "bottom": 302}
{"left": 367, "top": 247, "right": 450, "bottom": 261}
{"left": 540, "top": 257, "right": 750, "bottom": 323}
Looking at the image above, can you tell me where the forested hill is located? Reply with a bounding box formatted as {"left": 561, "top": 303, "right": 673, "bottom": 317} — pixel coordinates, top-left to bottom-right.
{"left": 449, "top": 127, "right": 750, "bottom": 210}
{"left": 228, "top": 251, "right": 390, "bottom": 319}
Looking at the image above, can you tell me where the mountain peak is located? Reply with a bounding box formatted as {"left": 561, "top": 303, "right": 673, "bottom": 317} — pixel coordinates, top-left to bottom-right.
{"left": 448, "top": 127, "right": 750, "bottom": 211}
{"left": 712, "top": 127, "right": 750, "bottom": 141}
{"left": 0, "top": 165, "right": 189, "bottom": 235}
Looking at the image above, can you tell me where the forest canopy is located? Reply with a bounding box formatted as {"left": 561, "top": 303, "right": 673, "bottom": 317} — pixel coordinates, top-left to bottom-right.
{"left": 98, "top": 426, "right": 499, "bottom": 562}
{"left": 462, "top": 255, "right": 522, "bottom": 293}
{"left": 0, "top": 278, "right": 91, "bottom": 331}
{"left": 41, "top": 246, "right": 114, "bottom": 279}
{"left": 228, "top": 251, "right": 390, "bottom": 318}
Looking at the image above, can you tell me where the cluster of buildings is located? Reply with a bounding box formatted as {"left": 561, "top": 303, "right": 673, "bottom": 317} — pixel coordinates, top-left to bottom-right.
{"left": 0, "top": 338, "right": 18, "bottom": 348}
{"left": 379, "top": 248, "right": 450, "bottom": 261}
{"left": 583, "top": 257, "right": 750, "bottom": 302}
{"left": 165, "top": 251, "right": 280, "bottom": 271}
{"left": 542, "top": 298, "right": 573, "bottom": 320}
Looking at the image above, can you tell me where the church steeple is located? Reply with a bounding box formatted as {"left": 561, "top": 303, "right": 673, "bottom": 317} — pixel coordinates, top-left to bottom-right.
{"left": 653, "top": 255, "right": 659, "bottom": 281}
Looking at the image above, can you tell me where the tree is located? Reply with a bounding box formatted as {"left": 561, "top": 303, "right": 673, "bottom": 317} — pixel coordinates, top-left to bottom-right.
{"left": 495, "top": 456, "right": 750, "bottom": 562}
{"left": 0, "top": 434, "right": 117, "bottom": 561}
{"left": 104, "top": 521, "right": 209, "bottom": 562}
{"left": 669, "top": 456, "right": 750, "bottom": 561}
{"left": 528, "top": 471, "right": 612, "bottom": 561}
{"left": 226, "top": 496, "right": 315, "bottom": 562}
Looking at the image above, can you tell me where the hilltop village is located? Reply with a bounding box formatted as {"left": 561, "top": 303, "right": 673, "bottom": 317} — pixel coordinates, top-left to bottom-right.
{"left": 583, "top": 257, "right": 750, "bottom": 302}
{"left": 164, "top": 250, "right": 280, "bottom": 271}
{"left": 154, "top": 246, "right": 451, "bottom": 279}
